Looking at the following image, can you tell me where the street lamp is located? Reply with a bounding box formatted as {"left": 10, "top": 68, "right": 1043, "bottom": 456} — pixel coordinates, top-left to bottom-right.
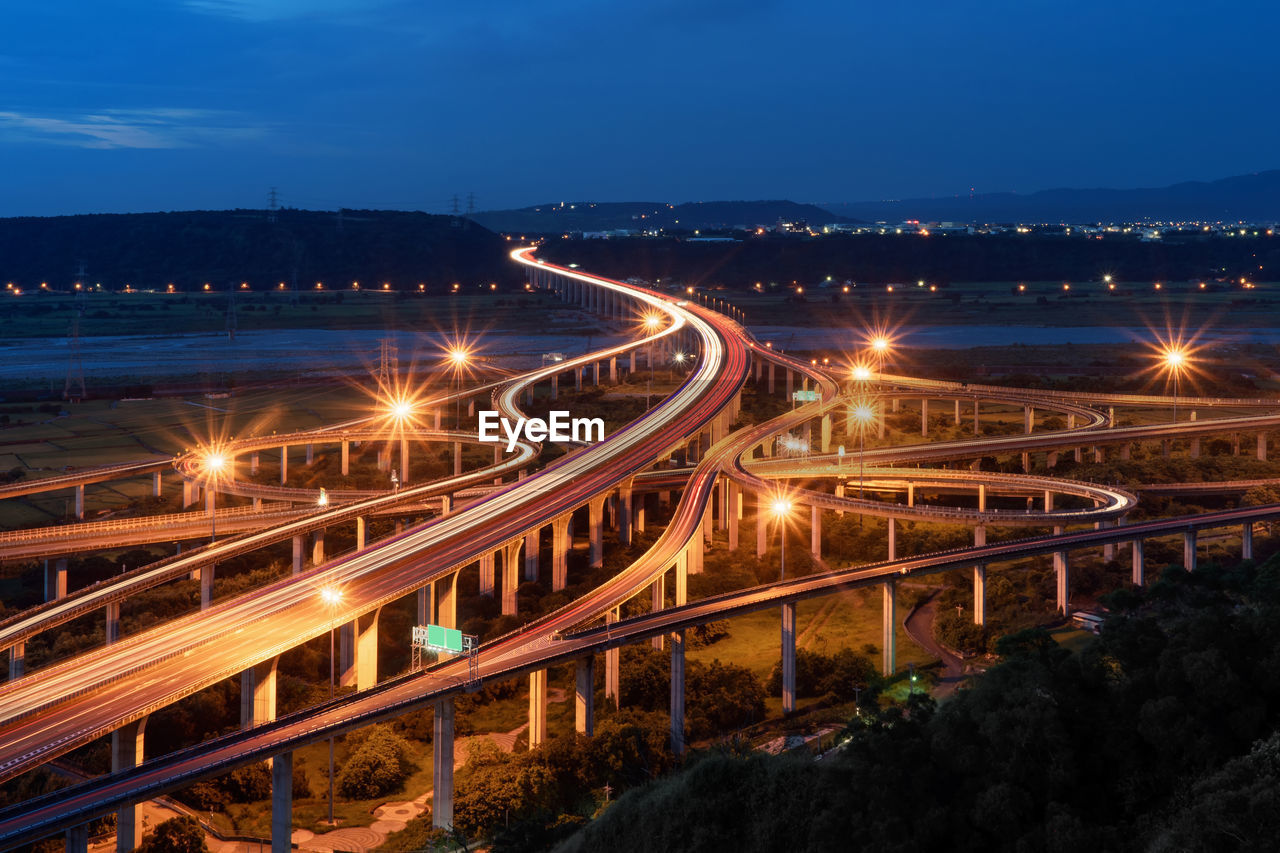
{"left": 320, "top": 586, "right": 343, "bottom": 825}
{"left": 849, "top": 398, "right": 876, "bottom": 502}
{"left": 386, "top": 397, "right": 414, "bottom": 485}
{"left": 770, "top": 497, "right": 793, "bottom": 581}
{"left": 1161, "top": 346, "right": 1188, "bottom": 423}
{"left": 867, "top": 333, "right": 894, "bottom": 377}
{"left": 643, "top": 314, "right": 662, "bottom": 410}
{"left": 202, "top": 451, "right": 227, "bottom": 543}
{"left": 445, "top": 346, "right": 471, "bottom": 428}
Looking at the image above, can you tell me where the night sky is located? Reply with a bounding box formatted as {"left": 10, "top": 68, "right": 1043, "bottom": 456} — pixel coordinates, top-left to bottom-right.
{"left": 2, "top": 0, "right": 1276, "bottom": 217}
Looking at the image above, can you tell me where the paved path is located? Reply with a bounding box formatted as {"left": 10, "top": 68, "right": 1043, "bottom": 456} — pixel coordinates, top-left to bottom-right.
{"left": 903, "top": 591, "right": 968, "bottom": 699}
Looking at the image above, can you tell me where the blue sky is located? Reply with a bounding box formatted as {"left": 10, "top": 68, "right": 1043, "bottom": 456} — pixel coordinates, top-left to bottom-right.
{"left": 1, "top": 0, "right": 1276, "bottom": 216}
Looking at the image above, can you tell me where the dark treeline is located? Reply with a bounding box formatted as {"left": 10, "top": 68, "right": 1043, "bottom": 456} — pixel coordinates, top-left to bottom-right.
{"left": 540, "top": 232, "right": 1280, "bottom": 286}
{"left": 558, "top": 556, "right": 1280, "bottom": 853}
{"left": 0, "top": 209, "right": 520, "bottom": 289}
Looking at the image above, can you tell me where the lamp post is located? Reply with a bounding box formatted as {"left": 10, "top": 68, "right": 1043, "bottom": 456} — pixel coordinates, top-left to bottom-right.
{"left": 1161, "top": 346, "right": 1188, "bottom": 424}
{"left": 643, "top": 314, "right": 661, "bottom": 410}
{"left": 771, "top": 498, "right": 793, "bottom": 581}
{"left": 321, "top": 586, "right": 343, "bottom": 825}
{"left": 388, "top": 399, "right": 413, "bottom": 485}
{"left": 203, "top": 451, "right": 227, "bottom": 543}
{"left": 447, "top": 346, "right": 470, "bottom": 429}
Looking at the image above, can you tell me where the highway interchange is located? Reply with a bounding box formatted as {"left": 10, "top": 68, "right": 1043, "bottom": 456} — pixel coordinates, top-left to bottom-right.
{"left": 1, "top": 246, "right": 1279, "bottom": 849}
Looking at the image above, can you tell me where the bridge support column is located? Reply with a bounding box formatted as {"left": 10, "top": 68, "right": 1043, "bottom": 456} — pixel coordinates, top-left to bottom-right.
{"left": 340, "top": 609, "right": 381, "bottom": 690}
{"left": 1024, "top": 405, "right": 1033, "bottom": 434}
{"left": 105, "top": 601, "right": 120, "bottom": 644}
{"left": 1184, "top": 529, "right": 1197, "bottom": 571}
{"left": 524, "top": 526, "right": 540, "bottom": 582}
{"left": 479, "top": 552, "right": 495, "bottom": 596}
{"left": 605, "top": 608, "right": 620, "bottom": 708}
{"left": 340, "top": 441, "right": 349, "bottom": 476}
{"left": 1054, "top": 550, "right": 1069, "bottom": 614}
{"left": 1100, "top": 521, "right": 1115, "bottom": 562}
{"left": 438, "top": 572, "right": 458, "bottom": 629}
{"left": 75, "top": 484, "right": 84, "bottom": 519}
{"left": 907, "top": 483, "right": 914, "bottom": 507}
{"left": 111, "top": 717, "right": 148, "bottom": 853}
{"left": 528, "top": 669, "right": 547, "bottom": 749}
{"left": 1190, "top": 436, "right": 1200, "bottom": 458}
{"left": 767, "top": 361, "right": 775, "bottom": 395}
{"left": 973, "top": 565, "right": 986, "bottom": 626}
{"left": 453, "top": 441, "right": 462, "bottom": 476}
{"left": 67, "top": 824, "right": 89, "bottom": 853}
{"left": 152, "top": 470, "right": 162, "bottom": 497}
{"left": 726, "top": 484, "right": 739, "bottom": 550}
{"left": 887, "top": 517, "right": 897, "bottom": 561}
{"left": 1022, "top": 451, "right": 1030, "bottom": 472}
{"left": 552, "top": 516, "right": 570, "bottom": 590}
{"left": 1132, "top": 539, "right": 1145, "bottom": 585}
{"left": 882, "top": 581, "right": 896, "bottom": 676}
{"left": 785, "top": 369, "right": 793, "bottom": 399}
{"left": 250, "top": 452, "right": 259, "bottom": 475}
{"left": 418, "top": 582, "right": 434, "bottom": 627}
{"left": 183, "top": 478, "right": 197, "bottom": 508}
{"left": 575, "top": 657, "right": 595, "bottom": 736}
{"left": 973, "top": 399, "right": 980, "bottom": 434}
{"left": 974, "top": 525, "right": 986, "bottom": 547}
{"left": 1093, "top": 446, "right": 1103, "bottom": 463}
{"left": 609, "top": 356, "right": 618, "bottom": 383}
{"left": 1047, "top": 451, "right": 1058, "bottom": 468}
{"left": 271, "top": 751, "right": 293, "bottom": 853}
{"left": 240, "top": 657, "right": 278, "bottom": 728}
{"left": 502, "top": 540, "right": 522, "bottom": 616}
{"left": 670, "top": 628, "right": 686, "bottom": 754}
{"left": 1243, "top": 523, "right": 1254, "bottom": 560}
{"left": 921, "top": 398, "right": 929, "bottom": 436}
{"left": 292, "top": 535, "right": 304, "bottom": 574}
{"left": 7, "top": 641, "right": 23, "bottom": 680}
{"left": 589, "top": 497, "right": 605, "bottom": 569}
{"left": 312, "top": 529, "right": 325, "bottom": 566}
{"left": 45, "top": 558, "right": 67, "bottom": 601}
{"left": 200, "top": 563, "right": 215, "bottom": 609}
{"left": 650, "top": 573, "right": 666, "bottom": 651}
{"left": 978, "top": 484, "right": 986, "bottom": 512}
{"left": 955, "top": 398, "right": 961, "bottom": 425}
{"left": 279, "top": 446, "right": 288, "bottom": 485}
{"left": 821, "top": 414, "right": 832, "bottom": 452}
{"left": 810, "top": 504, "right": 821, "bottom": 560}
{"left": 432, "top": 698, "right": 455, "bottom": 828}
{"left": 618, "top": 482, "right": 633, "bottom": 546}
{"left": 356, "top": 516, "right": 366, "bottom": 551}
{"left": 781, "top": 602, "right": 796, "bottom": 713}
{"left": 551, "top": 373, "right": 559, "bottom": 400}
{"left": 1259, "top": 433, "right": 1268, "bottom": 461}
{"left": 1120, "top": 443, "right": 1131, "bottom": 460}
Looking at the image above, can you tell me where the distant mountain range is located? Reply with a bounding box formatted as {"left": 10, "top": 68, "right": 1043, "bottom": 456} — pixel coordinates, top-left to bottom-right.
{"left": 472, "top": 171, "right": 1280, "bottom": 231}
{"left": 822, "top": 170, "right": 1280, "bottom": 224}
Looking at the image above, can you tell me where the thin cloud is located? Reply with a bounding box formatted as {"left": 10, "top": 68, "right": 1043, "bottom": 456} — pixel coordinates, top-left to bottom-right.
{"left": 0, "top": 108, "right": 267, "bottom": 149}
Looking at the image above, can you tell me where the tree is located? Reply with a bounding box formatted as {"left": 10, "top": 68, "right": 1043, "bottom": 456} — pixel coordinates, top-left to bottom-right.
{"left": 337, "top": 724, "right": 412, "bottom": 799}
{"left": 138, "top": 816, "right": 207, "bottom": 853}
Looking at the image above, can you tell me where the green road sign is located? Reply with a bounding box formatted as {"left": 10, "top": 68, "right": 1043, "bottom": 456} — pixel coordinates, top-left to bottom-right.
{"left": 792, "top": 389, "right": 819, "bottom": 402}
{"left": 413, "top": 624, "right": 464, "bottom": 654}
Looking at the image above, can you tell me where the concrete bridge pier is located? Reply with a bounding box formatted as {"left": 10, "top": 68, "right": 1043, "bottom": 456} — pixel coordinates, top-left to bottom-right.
{"left": 882, "top": 581, "right": 896, "bottom": 676}
{"left": 291, "top": 535, "right": 304, "bottom": 574}
{"left": 1184, "top": 529, "right": 1197, "bottom": 571}
{"left": 7, "top": 641, "right": 24, "bottom": 680}
{"left": 152, "top": 470, "right": 163, "bottom": 498}
{"left": 339, "top": 608, "right": 382, "bottom": 690}
{"left": 887, "top": 517, "right": 897, "bottom": 561}
{"left": 433, "top": 699, "right": 454, "bottom": 830}
{"left": 1054, "top": 548, "right": 1069, "bottom": 614}
{"left": 551, "top": 516, "right": 571, "bottom": 591}
{"left": 271, "top": 752, "right": 293, "bottom": 853}
{"left": 250, "top": 452, "right": 259, "bottom": 475}
{"left": 588, "top": 497, "right": 606, "bottom": 569}
{"left": 45, "top": 558, "right": 67, "bottom": 601}
{"left": 1243, "top": 523, "right": 1254, "bottom": 560}
{"left": 111, "top": 717, "right": 148, "bottom": 853}
{"left": 921, "top": 398, "right": 929, "bottom": 436}
{"left": 974, "top": 525, "right": 986, "bottom": 547}
{"left": 1258, "top": 433, "right": 1268, "bottom": 461}
{"left": 453, "top": 441, "right": 462, "bottom": 476}
{"left": 501, "top": 539, "right": 522, "bottom": 616}
{"left": 356, "top": 516, "right": 366, "bottom": 550}
{"left": 438, "top": 572, "right": 458, "bottom": 629}
{"left": 340, "top": 442, "right": 349, "bottom": 476}
{"left": 670, "top": 628, "right": 686, "bottom": 754}
{"left": 417, "top": 582, "right": 435, "bottom": 627}
{"left": 973, "top": 565, "right": 986, "bottom": 625}
{"left": 785, "top": 369, "right": 794, "bottom": 399}
{"left": 605, "top": 607, "right": 620, "bottom": 708}
{"left": 183, "top": 478, "right": 197, "bottom": 508}
{"left": 767, "top": 361, "right": 775, "bottom": 395}
{"left": 1132, "top": 539, "right": 1145, "bottom": 586}
{"left": 66, "top": 824, "right": 89, "bottom": 853}
{"left": 524, "top": 526, "right": 540, "bottom": 582}
{"left": 200, "top": 563, "right": 215, "bottom": 609}
{"left": 1024, "top": 405, "right": 1033, "bottom": 434}
{"left": 781, "top": 602, "right": 796, "bottom": 713}
{"left": 973, "top": 399, "right": 980, "bottom": 435}
{"left": 576, "top": 657, "right": 595, "bottom": 735}
{"left": 650, "top": 572, "right": 666, "bottom": 651}
{"left": 978, "top": 484, "right": 986, "bottom": 512}
{"left": 820, "top": 414, "right": 832, "bottom": 452}
{"left": 528, "top": 669, "right": 547, "bottom": 748}
{"left": 954, "top": 398, "right": 962, "bottom": 425}
{"left": 240, "top": 657, "right": 278, "bottom": 728}
{"left": 478, "top": 553, "right": 495, "bottom": 596}
{"left": 618, "top": 481, "right": 633, "bottom": 546}
{"left": 105, "top": 601, "right": 120, "bottom": 644}
{"left": 551, "top": 373, "right": 559, "bottom": 400}
{"left": 279, "top": 446, "right": 288, "bottom": 485}
{"left": 75, "top": 483, "right": 84, "bottom": 520}
{"left": 635, "top": 492, "right": 647, "bottom": 535}
{"left": 312, "top": 529, "right": 325, "bottom": 566}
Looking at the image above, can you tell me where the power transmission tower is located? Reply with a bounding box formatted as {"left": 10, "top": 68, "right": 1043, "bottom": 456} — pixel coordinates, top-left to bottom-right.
{"left": 450, "top": 195, "right": 460, "bottom": 215}
{"left": 375, "top": 337, "right": 398, "bottom": 389}
{"left": 225, "top": 285, "right": 238, "bottom": 341}
{"left": 466, "top": 192, "right": 476, "bottom": 215}
{"left": 267, "top": 187, "right": 279, "bottom": 223}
